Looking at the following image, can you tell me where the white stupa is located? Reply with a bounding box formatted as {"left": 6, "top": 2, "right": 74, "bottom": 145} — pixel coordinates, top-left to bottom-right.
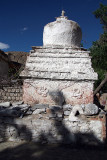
{"left": 21, "top": 11, "right": 97, "bottom": 105}
{"left": 43, "top": 10, "right": 82, "bottom": 48}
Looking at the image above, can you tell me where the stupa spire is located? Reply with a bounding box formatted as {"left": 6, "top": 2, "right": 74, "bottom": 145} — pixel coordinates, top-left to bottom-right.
{"left": 61, "top": 10, "right": 65, "bottom": 16}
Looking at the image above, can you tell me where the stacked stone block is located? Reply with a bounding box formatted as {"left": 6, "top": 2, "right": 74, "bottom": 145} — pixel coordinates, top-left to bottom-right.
{"left": 0, "top": 85, "right": 23, "bottom": 102}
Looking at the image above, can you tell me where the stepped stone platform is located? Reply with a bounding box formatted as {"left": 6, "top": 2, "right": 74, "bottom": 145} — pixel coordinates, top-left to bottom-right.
{"left": 21, "top": 46, "right": 97, "bottom": 105}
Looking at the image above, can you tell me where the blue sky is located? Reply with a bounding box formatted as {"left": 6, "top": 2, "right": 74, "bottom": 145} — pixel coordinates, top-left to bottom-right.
{"left": 0, "top": 0, "right": 106, "bottom": 52}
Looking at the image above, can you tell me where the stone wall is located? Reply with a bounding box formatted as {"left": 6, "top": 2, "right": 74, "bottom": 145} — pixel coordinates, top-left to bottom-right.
{"left": 0, "top": 85, "right": 23, "bottom": 103}
{"left": 0, "top": 103, "right": 106, "bottom": 144}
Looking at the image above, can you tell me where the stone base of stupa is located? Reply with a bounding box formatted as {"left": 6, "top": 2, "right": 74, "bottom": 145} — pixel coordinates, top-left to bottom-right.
{"left": 23, "top": 79, "right": 94, "bottom": 105}
{"left": 21, "top": 46, "right": 97, "bottom": 105}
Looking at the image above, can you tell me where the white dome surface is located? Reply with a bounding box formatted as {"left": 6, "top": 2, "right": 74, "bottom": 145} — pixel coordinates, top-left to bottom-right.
{"left": 43, "top": 11, "right": 82, "bottom": 47}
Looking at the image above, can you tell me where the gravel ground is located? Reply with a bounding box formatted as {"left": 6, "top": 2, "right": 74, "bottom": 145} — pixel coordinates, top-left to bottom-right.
{"left": 0, "top": 141, "right": 107, "bottom": 160}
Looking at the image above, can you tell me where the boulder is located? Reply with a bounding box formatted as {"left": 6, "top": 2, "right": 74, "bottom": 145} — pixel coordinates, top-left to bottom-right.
{"left": 11, "top": 104, "right": 30, "bottom": 112}
{"left": 12, "top": 101, "right": 23, "bottom": 106}
{"left": 0, "top": 102, "right": 11, "bottom": 107}
{"left": 84, "top": 103, "right": 99, "bottom": 115}
{"left": 63, "top": 104, "right": 73, "bottom": 111}
{"left": 33, "top": 108, "right": 46, "bottom": 114}
{"left": 31, "top": 104, "right": 49, "bottom": 111}
{"left": 64, "top": 110, "right": 71, "bottom": 116}
{"left": 69, "top": 105, "right": 84, "bottom": 121}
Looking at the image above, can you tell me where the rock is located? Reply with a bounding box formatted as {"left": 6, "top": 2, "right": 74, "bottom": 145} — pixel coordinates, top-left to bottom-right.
{"left": 16, "top": 104, "right": 30, "bottom": 112}
{"left": 0, "top": 102, "right": 11, "bottom": 107}
{"left": 99, "top": 93, "right": 107, "bottom": 111}
{"left": 0, "top": 109, "right": 21, "bottom": 117}
{"left": 71, "top": 105, "right": 84, "bottom": 115}
{"left": 69, "top": 105, "right": 84, "bottom": 121}
{"left": 33, "top": 108, "right": 46, "bottom": 114}
{"left": 49, "top": 105, "right": 62, "bottom": 110}
{"left": 18, "top": 104, "right": 30, "bottom": 108}
{"left": 99, "top": 93, "right": 107, "bottom": 106}
{"left": 11, "top": 104, "right": 30, "bottom": 112}
{"left": 84, "top": 103, "right": 99, "bottom": 115}
{"left": 10, "top": 104, "right": 30, "bottom": 110}
{"left": 69, "top": 113, "right": 80, "bottom": 121}
{"left": 31, "top": 104, "right": 49, "bottom": 111}
{"left": 64, "top": 110, "right": 71, "bottom": 116}
{"left": 56, "top": 113, "right": 63, "bottom": 118}
{"left": 25, "top": 110, "right": 33, "bottom": 115}
{"left": 12, "top": 101, "right": 23, "bottom": 106}
{"left": 1, "top": 104, "right": 31, "bottom": 118}
{"left": 81, "top": 104, "right": 85, "bottom": 110}
{"left": 63, "top": 104, "right": 73, "bottom": 111}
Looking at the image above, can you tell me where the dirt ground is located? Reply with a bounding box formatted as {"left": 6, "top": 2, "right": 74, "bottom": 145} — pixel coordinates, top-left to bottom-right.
{"left": 0, "top": 141, "right": 107, "bottom": 160}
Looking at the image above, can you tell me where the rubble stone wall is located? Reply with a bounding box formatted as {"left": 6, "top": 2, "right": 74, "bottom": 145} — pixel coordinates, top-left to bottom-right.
{"left": 0, "top": 85, "right": 23, "bottom": 103}
{"left": 0, "top": 108, "right": 106, "bottom": 144}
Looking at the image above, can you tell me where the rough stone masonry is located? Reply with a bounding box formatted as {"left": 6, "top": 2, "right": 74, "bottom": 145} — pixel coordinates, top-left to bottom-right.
{"left": 0, "top": 102, "right": 106, "bottom": 144}
{"left": 21, "top": 11, "right": 97, "bottom": 105}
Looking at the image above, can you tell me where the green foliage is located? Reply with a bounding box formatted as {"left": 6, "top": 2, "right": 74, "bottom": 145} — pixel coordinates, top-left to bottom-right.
{"left": 90, "top": 3, "right": 107, "bottom": 92}
{"left": 90, "top": 33, "right": 107, "bottom": 70}
{"left": 93, "top": 3, "right": 107, "bottom": 31}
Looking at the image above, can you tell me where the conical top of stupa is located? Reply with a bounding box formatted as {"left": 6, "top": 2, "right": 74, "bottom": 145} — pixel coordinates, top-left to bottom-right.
{"left": 43, "top": 10, "right": 82, "bottom": 48}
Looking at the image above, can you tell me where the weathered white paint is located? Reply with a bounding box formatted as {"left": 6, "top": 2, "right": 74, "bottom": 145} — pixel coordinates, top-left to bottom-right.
{"left": 43, "top": 14, "right": 82, "bottom": 47}
{"left": 21, "top": 47, "right": 97, "bottom": 81}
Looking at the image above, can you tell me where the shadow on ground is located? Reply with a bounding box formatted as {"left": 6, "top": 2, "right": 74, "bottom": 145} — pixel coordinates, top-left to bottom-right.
{"left": 0, "top": 141, "right": 107, "bottom": 160}
{"left": 0, "top": 105, "right": 107, "bottom": 160}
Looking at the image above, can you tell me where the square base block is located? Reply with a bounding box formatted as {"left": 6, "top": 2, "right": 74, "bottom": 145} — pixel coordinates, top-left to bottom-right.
{"left": 23, "top": 79, "right": 94, "bottom": 105}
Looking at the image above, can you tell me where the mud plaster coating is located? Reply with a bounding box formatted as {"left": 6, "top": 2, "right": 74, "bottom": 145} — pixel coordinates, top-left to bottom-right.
{"left": 23, "top": 80, "right": 94, "bottom": 105}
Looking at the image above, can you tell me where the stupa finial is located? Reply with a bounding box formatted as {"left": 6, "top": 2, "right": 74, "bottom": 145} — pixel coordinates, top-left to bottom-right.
{"left": 61, "top": 10, "right": 65, "bottom": 17}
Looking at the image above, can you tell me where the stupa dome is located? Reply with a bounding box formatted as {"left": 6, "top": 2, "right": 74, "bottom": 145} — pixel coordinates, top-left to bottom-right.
{"left": 43, "top": 10, "right": 82, "bottom": 48}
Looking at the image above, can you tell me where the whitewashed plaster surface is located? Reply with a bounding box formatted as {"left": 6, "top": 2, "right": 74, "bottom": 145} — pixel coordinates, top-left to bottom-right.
{"left": 43, "top": 15, "right": 82, "bottom": 47}
{"left": 21, "top": 47, "right": 97, "bottom": 81}
{"left": 22, "top": 80, "right": 94, "bottom": 105}
{"left": 21, "top": 13, "right": 97, "bottom": 105}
